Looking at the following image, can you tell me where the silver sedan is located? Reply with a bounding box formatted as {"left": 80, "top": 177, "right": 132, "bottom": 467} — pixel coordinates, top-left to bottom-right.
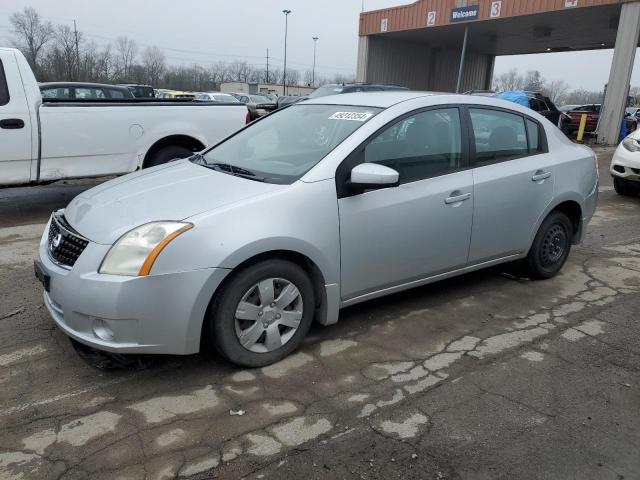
{"left": 36, "top": 92, "right": 598, "bottom": 367}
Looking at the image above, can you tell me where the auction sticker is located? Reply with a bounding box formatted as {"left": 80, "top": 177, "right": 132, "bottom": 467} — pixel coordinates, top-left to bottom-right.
{"left": 329, "top": 112, "right": 374, "bottom": 122}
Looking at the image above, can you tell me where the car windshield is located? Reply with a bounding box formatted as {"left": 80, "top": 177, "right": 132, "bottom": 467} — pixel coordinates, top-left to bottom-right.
{"left": 201, "top": 104, "right": 381, "bottom": 184}
{"left": 308, "top": 85, "right": 344, "bottom": 98}
{"left": 214, "top": 94, "right": 238, "bottom": 102}
{"left": 250, "top": 95, "right": 271, "bottom": 103}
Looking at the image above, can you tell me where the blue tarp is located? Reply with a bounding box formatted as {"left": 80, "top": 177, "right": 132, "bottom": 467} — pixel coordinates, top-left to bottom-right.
{"left": 495, "top": 91, "right": 531, "bottom": 108}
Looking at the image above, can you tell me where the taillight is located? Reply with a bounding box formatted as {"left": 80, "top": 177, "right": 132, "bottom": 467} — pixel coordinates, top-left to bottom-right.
{"left": 246, "top": 111, "right": 251, "bottom": 124}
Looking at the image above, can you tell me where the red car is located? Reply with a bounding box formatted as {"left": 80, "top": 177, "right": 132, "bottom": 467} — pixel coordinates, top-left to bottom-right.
{"left": 565, "top": 104, "right": 637, "bottom": 135}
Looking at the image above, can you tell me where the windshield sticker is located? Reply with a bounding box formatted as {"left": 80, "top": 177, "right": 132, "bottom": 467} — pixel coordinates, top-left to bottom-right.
{"left": 329, "top": 111, "right": 374, "bottom": 122}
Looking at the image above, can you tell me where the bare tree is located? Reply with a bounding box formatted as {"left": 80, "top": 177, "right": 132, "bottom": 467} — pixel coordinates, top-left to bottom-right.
{"left": 115, "top": 36, "right": 137, "bottom": 81}
{"left": 492, "top": 69, "right": 524, "bottom": 92}
{"left": 9, "top": 7, "right": 54, "bottom": 76}
{"left": 543, "top": 79, "right": 570, "bottom": 105}
{"left": 141, "top": 46, "right": 166, "bottom": 85}
{"left": 43, "top": 25, "right": 81, "bottom": 81}
{"left": 522, "top": 70, "right": 545, "bottom": 92}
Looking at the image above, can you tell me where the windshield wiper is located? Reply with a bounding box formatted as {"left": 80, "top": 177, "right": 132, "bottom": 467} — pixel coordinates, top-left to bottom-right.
{"left": 189, "top": 152, "right": 207, "bottom": 166}
{"left": 208, "top": 162, "right": 267, "bottom": 182}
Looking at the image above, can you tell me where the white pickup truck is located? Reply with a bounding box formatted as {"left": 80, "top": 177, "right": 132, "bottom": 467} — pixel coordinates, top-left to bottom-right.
{"left": 0, "top": 47, "right": 249, "bottom": 186}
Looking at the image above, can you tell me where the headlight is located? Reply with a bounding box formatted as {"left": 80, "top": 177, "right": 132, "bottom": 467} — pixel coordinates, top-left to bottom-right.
{"left": 622, "top": 137, "right": 640, "bottom": 152}
{"left": 99, "top": 222, "right": 193, "bottom": 276}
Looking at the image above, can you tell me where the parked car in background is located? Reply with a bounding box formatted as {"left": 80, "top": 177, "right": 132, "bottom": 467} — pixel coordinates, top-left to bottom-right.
{"left": 610, "top": 129, "right": 640, "bottom": 196}
{"left": 156, "top": 90, "right": 196, "bottom": 99}
{"left": 625, "top": 107, "right": 640, "bottom": 122}
{"left": 35, "top": 91, "right": 598, "bottom": 367}
{"left": 565, "top": 104, "right": 638, "bottom": 136}
{"left": 558, "top": 104, "right": 580, "bottom": 113}
{"left": 119, "top": 84, "right": 155, "bottom": 98}
{"left": 276, "top": 82, "right": 409, "bottom": 109}
{"left": 195, "top": 92, "right": 241, "bottom": 103}
{"left": 1, "top": 47, "right": 249, "bottom": 186}
{"left": 495, "top": 91, "right": 564, "bottom": 127}
{"left": 232, "top": 93, "right": 277, "bottom": 120}
{"left": 40, "top": 82, "right": 134, "bottom": 100}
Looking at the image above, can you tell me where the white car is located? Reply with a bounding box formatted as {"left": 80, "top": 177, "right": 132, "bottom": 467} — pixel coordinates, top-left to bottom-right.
{"left": 0, "top": 47, "right": 249, "bottom": 187}
{"left": 610, "top": 129, "right": 640, "bottom": 196}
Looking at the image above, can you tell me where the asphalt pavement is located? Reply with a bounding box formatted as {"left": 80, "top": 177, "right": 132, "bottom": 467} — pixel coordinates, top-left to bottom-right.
{"left": 0, "top": 148, "right": 638, "bottom": 480}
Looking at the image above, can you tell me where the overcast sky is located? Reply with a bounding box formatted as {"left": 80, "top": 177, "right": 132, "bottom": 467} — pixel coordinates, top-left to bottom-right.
{"left": 0, "top": 0, "right": 638, "bottom": 91}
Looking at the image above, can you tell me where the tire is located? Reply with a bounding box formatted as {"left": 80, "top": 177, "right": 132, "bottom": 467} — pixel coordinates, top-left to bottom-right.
{"left": 145, "top": 145, "right": 193, "bottom": 168}
{"left": 208, "top": 260, "right": 315, "bottom": 367}
{"left": 525, "top": 211, "right": 573, "bottom": 280}
{"left": 613, "top": 177, "right": 635, "bottom": 197}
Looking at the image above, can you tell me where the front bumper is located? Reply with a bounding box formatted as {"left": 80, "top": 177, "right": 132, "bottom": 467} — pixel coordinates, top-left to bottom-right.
{"left": 38, "top": 221, "right": 230, "bottom": 355}
{"left": 610, "top": 144, "right": 640, "bottom": 183}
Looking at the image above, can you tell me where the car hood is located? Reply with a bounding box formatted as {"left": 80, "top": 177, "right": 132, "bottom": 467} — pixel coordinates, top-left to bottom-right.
{"left": 64, "top": 160, "right": 284, "bottom": 244}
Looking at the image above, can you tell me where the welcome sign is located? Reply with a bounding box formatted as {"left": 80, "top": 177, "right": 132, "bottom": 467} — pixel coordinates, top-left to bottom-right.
{"left": 451, "top": 5, "right": 479, "bottom": 22}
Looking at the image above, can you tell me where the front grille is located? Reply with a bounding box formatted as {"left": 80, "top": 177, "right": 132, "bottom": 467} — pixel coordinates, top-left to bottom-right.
{"left": 631, "top": 167, "right": 640, "bottom": 175}
{"left": 47, "top": 213, "right": 89, "bottom": 268}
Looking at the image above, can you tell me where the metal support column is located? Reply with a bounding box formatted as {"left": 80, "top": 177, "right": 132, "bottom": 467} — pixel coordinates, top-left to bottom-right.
{"left": 597, "top": 2, "right": 640, "bottom": 144}
{"left": 456, "top": 26, "right": 469, "bottom": 93}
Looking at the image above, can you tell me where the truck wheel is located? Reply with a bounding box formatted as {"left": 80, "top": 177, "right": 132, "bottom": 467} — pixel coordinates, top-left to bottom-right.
{"left": 613, "top": 178, "right": 634, "bottom": 196}
{"left": 208, "top": 260, "right": 315, "bottom": 367}
{"left": 145, "top": 145, "right": 194, "bottom": 168}
{"left": 525, "top": 211, "right": 572, "bottom": 280}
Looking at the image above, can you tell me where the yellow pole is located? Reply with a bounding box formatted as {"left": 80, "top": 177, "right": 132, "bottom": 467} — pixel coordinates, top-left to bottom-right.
{"left": 576, "top": 113, "right": 588, "bottom": 143}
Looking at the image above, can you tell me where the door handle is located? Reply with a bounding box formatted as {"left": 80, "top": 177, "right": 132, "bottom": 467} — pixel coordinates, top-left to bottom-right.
{"left": 0, "top": 118, "right": 25, "bottom": 129}
{"left": 532, "top": 171, "right": 551, "bottom": 182}
{"left": 444, "top": 192, "right": 471, "bottom": 205}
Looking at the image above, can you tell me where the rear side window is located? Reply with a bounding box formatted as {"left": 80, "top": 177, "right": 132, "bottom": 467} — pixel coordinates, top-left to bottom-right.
{"left": 0, "top": 60, "right": 9, "bottom": 106}
{"left": 108, "top": 89, "right": 126, "bottom": 99}
{"left": 526, "top": 119, "right": 540, "bottom": 152}
{"left": 75, "top": 87, "right": 106, "bottom": 99}
{"left": 41, "top": 87, "right": 71, "bottom": 99}
{"left": 470, "top": 108, "right": 528, "bottom": 164}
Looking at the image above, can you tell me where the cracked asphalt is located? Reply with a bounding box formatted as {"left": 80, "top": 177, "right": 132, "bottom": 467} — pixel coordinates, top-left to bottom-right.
{"left": 0, "top": 147, "right": 639, "bottom": 480}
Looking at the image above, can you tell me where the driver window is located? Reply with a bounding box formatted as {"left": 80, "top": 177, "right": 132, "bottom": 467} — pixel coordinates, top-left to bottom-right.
{"left": 364, "top": 108, "right": 462, "bottom": 184}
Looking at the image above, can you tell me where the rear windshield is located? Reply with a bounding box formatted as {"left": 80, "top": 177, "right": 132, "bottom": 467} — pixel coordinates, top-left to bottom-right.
{"left": 202, "top": 104, "right": 381, "bottom": 184}
{"left": 308, "top": 85, "right": 344, "bottom": 98}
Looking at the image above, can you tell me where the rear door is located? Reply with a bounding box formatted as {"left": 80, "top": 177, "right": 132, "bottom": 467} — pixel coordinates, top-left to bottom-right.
{"left": 0, "top": 51, "right": 33, "bottom": 185}
{"left": 467, "top": 107, "right": 554, "bottom": 264}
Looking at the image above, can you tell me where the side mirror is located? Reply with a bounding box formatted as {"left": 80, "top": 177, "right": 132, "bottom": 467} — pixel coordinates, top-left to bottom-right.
{"left": 349, "top": 163, "right": 399, "bottom": 191}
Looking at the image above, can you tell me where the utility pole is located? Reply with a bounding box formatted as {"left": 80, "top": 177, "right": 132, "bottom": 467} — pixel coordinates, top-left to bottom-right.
{"left": 73, "top": 20, "right": 80, "bottom": 80}
{"left": 266, "top": 48, "right": 269, "bottom": 84}
{"left": 312, "top": 37, "right": 319, "bottom": 88}
{"left": 282, "top": 9, "right": 291, "bottom": 96}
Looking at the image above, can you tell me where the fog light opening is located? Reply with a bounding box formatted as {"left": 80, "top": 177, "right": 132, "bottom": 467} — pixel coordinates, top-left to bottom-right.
{"left": 92, "top": 318, "right": 115, "bottom": 342}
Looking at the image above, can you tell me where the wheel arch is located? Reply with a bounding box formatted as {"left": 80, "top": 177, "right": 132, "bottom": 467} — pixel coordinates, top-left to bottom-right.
{"left": 529, "top": 195, "right": 584, "bottom": 252}
{"left": 201, "top": 248, "right": 332, "bottom": 351}
{"left": 141, "top": 134, "right": 206, "bottom": 168}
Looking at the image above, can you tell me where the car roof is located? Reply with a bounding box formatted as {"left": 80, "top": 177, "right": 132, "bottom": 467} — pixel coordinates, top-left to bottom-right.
{"left": 301, "top": 91, "right": 548, "bottom": 117}
{"left": 302, "top": 91, "right": 439, "bottom": 108}
{"left": 39, "top": 82, "right": 128, "bottom": 90}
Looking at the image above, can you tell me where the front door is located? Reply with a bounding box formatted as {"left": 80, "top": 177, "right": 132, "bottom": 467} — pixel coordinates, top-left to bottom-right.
{"left": 466, "top": 107, "right": 554, "bottom": 264}
{"left": 338, "top": 107, "right": 474, "bottom": 300}
{"left": 0, "top": 51, "right": 32, "bottom": 185}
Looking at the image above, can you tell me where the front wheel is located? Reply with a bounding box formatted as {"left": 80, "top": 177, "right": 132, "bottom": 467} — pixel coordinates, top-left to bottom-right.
{"left": 525, "top": 211, "right": 573, "bottom": 280}
{"left": 613, "top": 177, "right": 635, "bottom": 196}
{"left": 208, "top": 260, "right": 315, "bottom": 367}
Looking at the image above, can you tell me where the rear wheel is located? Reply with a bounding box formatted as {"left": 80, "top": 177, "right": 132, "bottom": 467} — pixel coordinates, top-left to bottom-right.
{"left": 525, "top": 211, "right": 573, "bottom": 280}
{"left": 145, "top": 145, "right": 193, "bottom": 168}
{"left": 208, "top": 260, "right": 315, "bottom": 367}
